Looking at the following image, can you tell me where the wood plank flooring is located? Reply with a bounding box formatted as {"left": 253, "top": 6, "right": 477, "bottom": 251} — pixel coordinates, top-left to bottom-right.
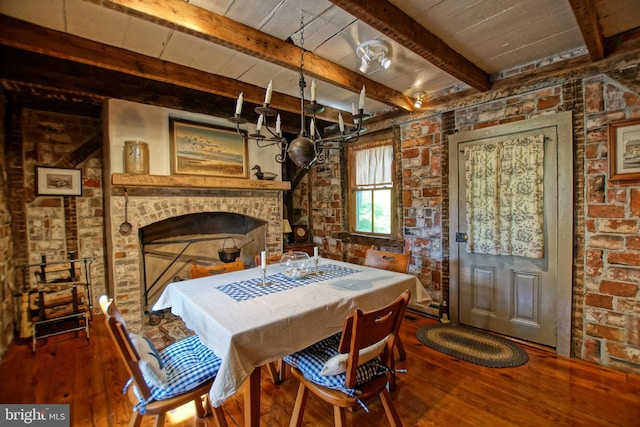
{"left": 1, "top": 313, "right": 638, "bottom": 426}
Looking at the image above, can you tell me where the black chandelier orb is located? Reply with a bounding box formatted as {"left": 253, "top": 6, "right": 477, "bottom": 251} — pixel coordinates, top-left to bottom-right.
{"left": 287, "top": 134, "right": 318, "bottom": 169}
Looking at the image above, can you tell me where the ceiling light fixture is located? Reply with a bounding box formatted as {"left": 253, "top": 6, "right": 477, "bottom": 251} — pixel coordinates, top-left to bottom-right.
{"left": 413, "top": 91, "right": 425, "bottom": 109}
{"left": 356, "top": 40, "right": 391, "bottom": 74}
{"left": 229, "top": 13, "right": 367, "bottom": 169}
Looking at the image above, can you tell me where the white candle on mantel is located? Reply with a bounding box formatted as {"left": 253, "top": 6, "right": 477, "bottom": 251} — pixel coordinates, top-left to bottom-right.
{"left": 314, "top": 246, "right": 319, "bottom": 259}
{"left": 256, "top": 115, "right": 263, "bottom": 131}
{"left": 358, "top": 85, "right": 366, "bottom": 110}
{"left": 261, "top": 251, "right": 267, "bottom": 269}
{"left": 351, "top": 102, "right": 357, "bottom": 116}
{"left": 235, "top": 92, "right": 243, "bottom": 115}
{"left": 338, "top": 112, "right": 345, "bottom": 133}
{"left": 265, "top": 80, "right": 273, "bottom": 104}
{"left": 276, "top": 114, "right": 281, "bottom": 136}
{"left": 311, "top": 79, "right": 317, "bottom": 102}
{"left": 309, "top": 118, "right": 315, "bottom": 137}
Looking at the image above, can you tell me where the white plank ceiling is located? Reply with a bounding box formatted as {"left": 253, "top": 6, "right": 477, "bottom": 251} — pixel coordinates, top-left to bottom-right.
{"left": 1, "top": 0, "right": 639, "bottom": 115}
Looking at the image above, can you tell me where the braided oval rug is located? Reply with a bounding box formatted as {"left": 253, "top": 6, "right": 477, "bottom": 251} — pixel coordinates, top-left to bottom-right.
{"left": 416, "top": 323, "right": 528, "bottom": 368}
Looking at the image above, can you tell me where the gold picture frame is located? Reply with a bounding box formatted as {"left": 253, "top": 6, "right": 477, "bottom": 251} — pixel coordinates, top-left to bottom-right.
{"left": 169, "top": 118, "right": 248, "bottom": 178}
{"left": 608, "top": 118, "right": 640, "bottom": 181}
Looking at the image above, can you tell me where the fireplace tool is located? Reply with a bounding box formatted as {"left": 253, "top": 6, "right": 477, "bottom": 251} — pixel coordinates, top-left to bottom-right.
{"left": 119, "top": 189, "right": 133, "bottom": 235}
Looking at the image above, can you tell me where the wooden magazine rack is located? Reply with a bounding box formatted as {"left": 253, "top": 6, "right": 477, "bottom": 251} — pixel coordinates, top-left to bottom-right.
{"left": 21, "top": 252, "right": 94, "bottom": 352}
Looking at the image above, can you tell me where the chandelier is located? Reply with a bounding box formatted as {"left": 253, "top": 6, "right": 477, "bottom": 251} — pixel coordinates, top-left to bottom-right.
{"left": 228, "top": 13, "right": 368, "bottom": 169}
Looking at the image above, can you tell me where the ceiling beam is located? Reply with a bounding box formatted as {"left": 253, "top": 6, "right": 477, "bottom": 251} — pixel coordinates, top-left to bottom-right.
{"left": 567, "top": 0, "right": 606, "bottom": 61}
{"left": 0, "top": 14, "right": 345, "bottom": 125}
{"left": 95, "top": 0, "right": 414, "bottom": 111}
{"left": 328, "top": 0, "right": 491, "bottom": 92}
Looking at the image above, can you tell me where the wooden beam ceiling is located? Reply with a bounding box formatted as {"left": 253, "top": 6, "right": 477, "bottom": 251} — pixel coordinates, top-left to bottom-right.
{"left": 0, "top": 44, "right": 329, "bottom": 134}
{"left": 567, "top": 0, "right": 606, "bottom": 61}
{"left": 94, "top": 0, "right": 414, "bottom": 112}
{"left": 0, "top": 14, "right": 341, "bottom": 128}
{"left": 328, "top": 0, "right": 491, "bottom": 92}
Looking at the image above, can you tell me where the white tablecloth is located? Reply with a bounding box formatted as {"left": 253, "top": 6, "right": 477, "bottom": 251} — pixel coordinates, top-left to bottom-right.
{"left": 153, "top": 258, "right": 431, "bottom": 407}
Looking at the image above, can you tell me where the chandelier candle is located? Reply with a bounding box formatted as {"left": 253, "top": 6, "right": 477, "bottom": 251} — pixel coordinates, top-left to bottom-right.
{"left": 359, "top": 86, "right": 366, "bottom": 110}
{"left": 265, "top": 80, "right": 273, "bottom": 104}
{"left": 235, "top": 92, "right": 243, "bottom": 115}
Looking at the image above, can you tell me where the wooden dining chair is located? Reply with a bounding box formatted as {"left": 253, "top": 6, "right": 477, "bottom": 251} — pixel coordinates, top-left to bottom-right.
{"left": 363, "top": 249, "right": 411, "bottom": 389}
{"left": 99, "top": 296, "right": 228, "bottom": 427}
{"left": 190, "top": 258, "right": 245, "bottom": 279}
{"left": 364, "top": 249, "right": 411, "bottom": 275}
{"left": 284, "top": 290, "right": 410, "bottom": 427}
{"left": 253, "top": 253, "right": 282, "bottom": 267}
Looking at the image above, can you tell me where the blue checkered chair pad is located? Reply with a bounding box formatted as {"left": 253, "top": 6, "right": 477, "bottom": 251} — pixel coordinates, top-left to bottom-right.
{"left": 129, "top": 335, "right": 221, "bottom": 413}
{"left": 283, "top": 333, "right": 388, "bottom": 402}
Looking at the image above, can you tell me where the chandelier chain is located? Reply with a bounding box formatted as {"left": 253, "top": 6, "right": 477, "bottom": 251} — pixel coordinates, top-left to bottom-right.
{"left": 227, "top": 10, "right": 367, "bottom": 169}
{"left": 299, "top": 11, "right": 305, "bottom": 78}
{"left": 298, "top": 11, "right": 306, "bottom": 135}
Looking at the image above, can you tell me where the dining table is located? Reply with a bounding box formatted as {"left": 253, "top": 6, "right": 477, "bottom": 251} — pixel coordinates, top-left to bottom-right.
{"left": 153, "top": 257, "right": 432, "bottom": 427}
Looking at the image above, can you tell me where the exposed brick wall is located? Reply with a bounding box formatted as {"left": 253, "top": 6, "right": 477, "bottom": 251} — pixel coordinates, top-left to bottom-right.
{"left": 310, "top": 148, "right": 344, "bottom": 260}
{"left": 582, "top": 74, "right": 640, "bottom": 373}
{"left": 0, "top": 88, "right": 15, "bottom": 358}
{"left": 563, "top": 78, "right": 587, "bottom": 358}
{"left": 4, "top": 106, "right": 106, "bottom": 343}
{"left": 21, "top": 110, "right": 105, "bottom": 293}
{"left": 400, "top": 115, "right": 443, "bottom": 304}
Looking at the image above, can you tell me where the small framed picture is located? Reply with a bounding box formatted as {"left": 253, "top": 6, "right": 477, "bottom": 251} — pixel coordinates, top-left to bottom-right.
{"left": 169, "top": 118, "right": 249, "bottom": 178}
{"left": 608, "top": 118, "right": 640, "bottom": 181}
{"left": 35, "top": 166, "right": 83, "bottom": 196}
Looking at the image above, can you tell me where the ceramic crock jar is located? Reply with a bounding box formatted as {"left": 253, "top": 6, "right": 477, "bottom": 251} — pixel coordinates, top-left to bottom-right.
{"left": 123, "top": 140, "right": 150, "bottom": 174}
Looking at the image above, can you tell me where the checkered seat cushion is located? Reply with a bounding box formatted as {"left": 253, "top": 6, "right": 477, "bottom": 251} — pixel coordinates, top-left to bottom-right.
{"left": 129, "top": 335, "right": 222, "bottom": 413}
{"left": 283, "top": 333, "right": 388, "bottom": 400}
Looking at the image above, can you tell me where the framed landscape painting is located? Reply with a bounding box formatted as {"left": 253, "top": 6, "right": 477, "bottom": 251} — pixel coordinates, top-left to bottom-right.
{"left": 169, "top": 118, "right": 248, "bottom": 178}
{"left": 35, "top": 166, "right": 82, "bottom": 196}
{"left": 609, "top": 118, "right": 640, "bottom": 181}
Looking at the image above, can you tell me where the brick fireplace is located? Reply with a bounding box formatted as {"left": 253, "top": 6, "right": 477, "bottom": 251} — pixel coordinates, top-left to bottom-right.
{"left": 105, "top": 183, "right": 285, "bottom": 332}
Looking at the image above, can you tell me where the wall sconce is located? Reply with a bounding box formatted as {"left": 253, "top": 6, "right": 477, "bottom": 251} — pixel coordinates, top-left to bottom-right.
{"left": 413, "top": 91, "right": 425, "bottom": 109}
{"left": 356, "top": 40, "right": 391, "bottom": 74}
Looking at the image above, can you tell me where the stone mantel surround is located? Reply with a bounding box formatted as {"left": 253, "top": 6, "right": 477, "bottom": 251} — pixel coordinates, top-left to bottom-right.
{"left": 106, "top": 174, "right": 290, "bottom": 331}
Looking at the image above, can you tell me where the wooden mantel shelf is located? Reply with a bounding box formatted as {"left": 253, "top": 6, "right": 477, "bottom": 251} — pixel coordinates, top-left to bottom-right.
{"left": 112, "top": 173, "right": 291, "bottom": 191}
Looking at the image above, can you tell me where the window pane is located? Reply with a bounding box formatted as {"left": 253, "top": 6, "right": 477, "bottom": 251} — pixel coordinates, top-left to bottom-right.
{"left": 355, "top": 190, "right": 372, "bottom": 232}
{"left": 373, "top": 189, "right": 391, "bottom": 234}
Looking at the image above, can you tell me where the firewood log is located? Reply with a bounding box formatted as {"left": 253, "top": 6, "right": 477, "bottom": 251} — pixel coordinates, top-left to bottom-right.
{"left": 29, "top": 286, "right": 86, "bottom": 309}
{"left": 32, "top": 303, "right": 87, "bottom": 321}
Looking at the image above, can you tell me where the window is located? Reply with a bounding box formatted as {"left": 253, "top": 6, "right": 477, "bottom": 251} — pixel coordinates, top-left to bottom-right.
{"left": 348, "top": 139, "right": 395, "bottom": 237}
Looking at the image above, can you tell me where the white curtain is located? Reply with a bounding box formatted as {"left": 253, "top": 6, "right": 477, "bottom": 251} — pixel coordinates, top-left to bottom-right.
{"left": 464, "top": 134, "right": 545, "bottom": 259}
{"left": 355, "top": 145, "right": 393, "bottom": 185}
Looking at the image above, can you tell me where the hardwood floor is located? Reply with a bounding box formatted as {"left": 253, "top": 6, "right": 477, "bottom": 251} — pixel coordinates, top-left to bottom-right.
{"left": 1, "top": 313, "right": 639, "bottom": 426}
